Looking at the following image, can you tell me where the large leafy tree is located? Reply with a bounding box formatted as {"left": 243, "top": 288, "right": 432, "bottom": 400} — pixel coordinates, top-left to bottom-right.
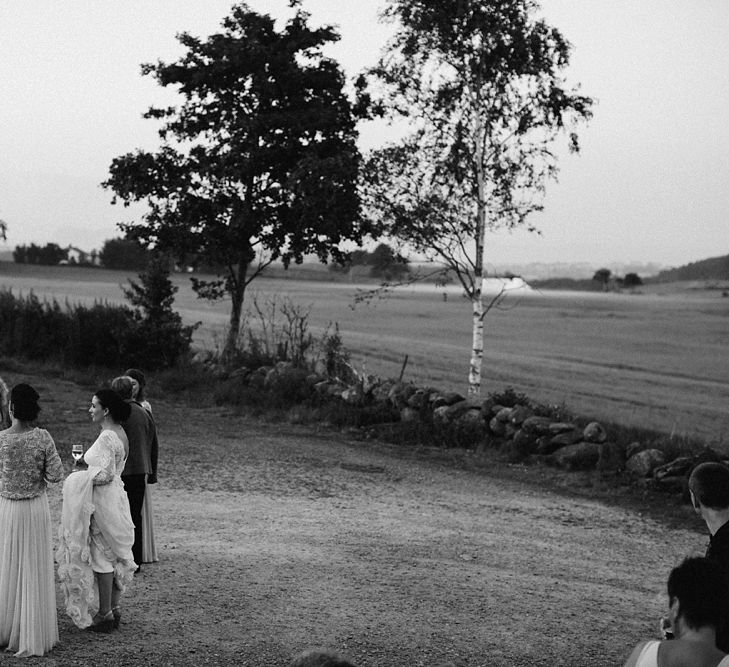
{"left": 103, "top": 2, "right": 369, "bottom": 359}
{"left": 363, "top": 0, "right": 592, "bottom": 394}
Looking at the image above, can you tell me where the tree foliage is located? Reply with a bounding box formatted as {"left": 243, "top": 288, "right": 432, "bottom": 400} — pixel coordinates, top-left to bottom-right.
{"left": 622, "top": 272, "right": 642, "bottom": 288}
{"left": 99, "top": 237, "right": 151, "bottom": 270}
{"left": 329, "top": 242, "right": 409, "bottom": 279}
{"left": 592, "top": 268, "right": 611, "bottom": 290}
{"left": 368, "top": 242, "right": 410, "bottom": 279}
{"left": 103, "top": 2, "right": 370, "bottom": 359}
{"left": 13, "top": 243, "right": 67, "bottom": 265}
{"left": 361, "top": 0, "right": 592, "bottom": 393}
{"left": 121, "top": 255, "right": 198, "bottom": 368}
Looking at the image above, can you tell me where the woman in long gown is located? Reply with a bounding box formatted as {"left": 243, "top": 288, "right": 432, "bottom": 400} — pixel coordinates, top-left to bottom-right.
{"left": 0, "top": 383, "right": 64, "bottom": 657}
{"left": 125, "top": 368, "right": 158, "bottom": 564}
{"left": 57, "top": 389, "right": 137, "bottom": 633}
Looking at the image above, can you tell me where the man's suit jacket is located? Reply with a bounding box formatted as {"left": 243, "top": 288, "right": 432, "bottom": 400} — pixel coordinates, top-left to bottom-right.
{"left": 121, "top": 400, "right": 158, "bottom": 479}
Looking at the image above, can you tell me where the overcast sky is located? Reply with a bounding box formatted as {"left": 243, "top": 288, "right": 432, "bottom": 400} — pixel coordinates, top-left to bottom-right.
{"left": 1, "top": 1, "right": 727, "bottom": 269}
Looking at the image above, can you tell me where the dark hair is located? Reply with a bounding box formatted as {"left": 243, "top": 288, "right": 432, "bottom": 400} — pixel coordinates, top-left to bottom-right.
{"left": 10, "top": 383, "right": 41, "bottom": 421}
{"left": 667, "top": 557, "right": 729, "bottom": 631}
{"left": 110, "top": 376, "right": 134, "bottom": 401}
{"left": 94, "top": 389, "right": 131, "bottom": 423}
{"left": 689, "top": 463, "right": 729, "bottom": 509}
{"left": 125, "top": 368, "right": 147, "bottom": 401}
{"left": 289, "top": 650, "right": 357, "bottom": 667}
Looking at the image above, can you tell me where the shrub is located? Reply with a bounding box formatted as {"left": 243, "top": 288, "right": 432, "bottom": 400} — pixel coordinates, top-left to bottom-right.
{"left": 229, "top": 293, "right": 314, "bottom": 370}
{"left": 0, "top": 289, "right": 134, "bottom": 367}
{"left": 121, "top": 255, "right": 198, "bottom": 368}
{"left": 0, "top": 276, "right": 194, "bottom": 370}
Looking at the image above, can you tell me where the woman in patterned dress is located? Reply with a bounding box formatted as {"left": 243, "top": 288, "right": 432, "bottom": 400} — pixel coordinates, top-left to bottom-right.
{"left": 0, "top": 383, "right": 64, "bottom": 657}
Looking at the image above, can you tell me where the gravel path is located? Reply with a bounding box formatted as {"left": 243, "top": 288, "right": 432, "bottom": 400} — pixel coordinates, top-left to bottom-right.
{"left": 0, "top": 373, "right": 706, "bottom": 666}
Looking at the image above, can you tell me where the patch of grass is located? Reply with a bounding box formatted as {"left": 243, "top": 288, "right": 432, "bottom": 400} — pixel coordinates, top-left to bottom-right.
{"left": 155, "top": 360, "right": 219, "bottom": 400}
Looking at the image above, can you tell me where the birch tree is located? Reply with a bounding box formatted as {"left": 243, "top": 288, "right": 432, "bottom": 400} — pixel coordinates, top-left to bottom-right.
{"left": 362, "top": 0, "right": 592, "bottom": 394}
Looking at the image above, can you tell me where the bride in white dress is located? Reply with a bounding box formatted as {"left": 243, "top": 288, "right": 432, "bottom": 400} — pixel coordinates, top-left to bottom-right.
{"left": 57, "top": 389, "right": 137, "bottom": 633}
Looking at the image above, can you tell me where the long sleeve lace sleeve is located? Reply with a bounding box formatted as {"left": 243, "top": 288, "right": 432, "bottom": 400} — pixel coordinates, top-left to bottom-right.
{"left": 43, "top": 431, "right": 64, "bottom": 483}
{"left": 91, "top": 433, "right": 115, "bottom": 485}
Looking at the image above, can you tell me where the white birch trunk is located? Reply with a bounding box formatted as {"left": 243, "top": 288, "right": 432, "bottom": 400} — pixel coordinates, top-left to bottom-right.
{"left": 469, "top": 105, "right": 487, "bottom": 396}
{"left": 468, "top": 289, "right": 484, "bottom": 395}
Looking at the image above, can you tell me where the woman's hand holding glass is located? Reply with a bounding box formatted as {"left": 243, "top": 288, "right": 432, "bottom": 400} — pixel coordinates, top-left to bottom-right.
{"left": 71, "top": 445, "right": 85, "bottom": 468}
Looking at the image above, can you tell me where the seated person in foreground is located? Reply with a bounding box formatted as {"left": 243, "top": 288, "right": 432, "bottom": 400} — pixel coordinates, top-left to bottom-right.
{"left": 623, "top": 556, "right": 729, "bottom": 667}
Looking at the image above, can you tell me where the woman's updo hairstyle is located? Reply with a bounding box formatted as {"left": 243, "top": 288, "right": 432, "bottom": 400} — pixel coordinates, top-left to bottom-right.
{"left": 10, "top": 383, "right": 41, "bottom": 421}
{"left": 94, "top": 388, "right": 131, "bottom": 423}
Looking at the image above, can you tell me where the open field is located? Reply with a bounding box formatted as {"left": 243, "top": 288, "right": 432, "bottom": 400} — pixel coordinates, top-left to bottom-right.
{"left": 1, "top": 262, "right": 728, "bottom": 443}
{"left": 0, "top": 365, "right": 710, "bottom": 666}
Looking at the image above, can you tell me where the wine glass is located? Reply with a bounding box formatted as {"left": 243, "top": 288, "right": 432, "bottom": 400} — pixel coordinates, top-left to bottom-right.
{"left": 71, "top": 444, "right": 84, "bottom": 464}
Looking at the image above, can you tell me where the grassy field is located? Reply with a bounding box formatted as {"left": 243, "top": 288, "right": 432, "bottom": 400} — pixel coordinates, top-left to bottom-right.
{"left": 1, "top": 261, "right": 728, "bottom": 443}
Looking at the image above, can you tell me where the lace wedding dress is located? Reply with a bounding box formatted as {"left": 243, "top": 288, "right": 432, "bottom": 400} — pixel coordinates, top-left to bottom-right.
{"left": 57, "top": 430, "right": 137, "bottom": 628}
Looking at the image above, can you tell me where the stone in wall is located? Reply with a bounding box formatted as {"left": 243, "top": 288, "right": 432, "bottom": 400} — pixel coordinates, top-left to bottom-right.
{"left": 407, "top": 389, "right": 428, "bottom": 410}
{"left": 433, "top": 405, "right": 450, "bottom": 423}
{"left": 489, "top": 416, "right": 507, "bottom": 436}
{"left": 509, "top": 405, "right": 533, "bottom": 426}
{"left": 494, "top": 407, "right": 513, "bottom": 423}
{"left": 500, "top": 429, "right": 539, "bottom": 463}
{"left": 625, "top": 448, "right": 666, "bottom": 477}
{"left": 583, "top": 422, "right": 607, "bottom": 444}
{"left": 548, "top": 429, "right": 583, "bottom": 449}
{"left": 548, "top": 422, "right": 578, "bottom": 434}
{"left": 521, "top": 416, "right": 553, "bottom": 436}
{"left": 551, "top": 442, "right": 602, "bottom": 470}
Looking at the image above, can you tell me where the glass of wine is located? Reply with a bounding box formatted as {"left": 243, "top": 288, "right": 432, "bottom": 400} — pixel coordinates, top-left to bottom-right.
{"left": 71, "top": 444, "right": 84, "bottom": 464}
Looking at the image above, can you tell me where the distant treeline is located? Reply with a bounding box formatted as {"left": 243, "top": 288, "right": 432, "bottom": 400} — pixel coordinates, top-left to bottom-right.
{"left": 12, "top": 238, "right": 150, "bottom": 270}
{"left": 651, "top": 254, "right": 729, "bottom": 282}
{"left": 13, "top": 243, "right": 78, "bottom": 265}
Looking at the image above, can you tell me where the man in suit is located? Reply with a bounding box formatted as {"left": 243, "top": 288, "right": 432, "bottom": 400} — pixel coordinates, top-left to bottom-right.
{"left": 688, "top": 462, "right": 729, "bottom": 651}
{"left": 111, "top": 375, "right": 158, "bottom": 569}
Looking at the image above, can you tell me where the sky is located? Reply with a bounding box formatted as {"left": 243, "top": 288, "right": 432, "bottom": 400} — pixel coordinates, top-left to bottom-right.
{"left": 1, "top": 0, "right": 727, "bottom": 271}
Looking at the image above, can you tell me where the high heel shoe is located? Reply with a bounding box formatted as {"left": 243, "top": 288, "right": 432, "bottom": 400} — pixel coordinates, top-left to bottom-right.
{"left": 112, "top": 607, "right": 121, "bottom": 629}
{"left": 88, "top": 610, "right": 115, "bottom": 633}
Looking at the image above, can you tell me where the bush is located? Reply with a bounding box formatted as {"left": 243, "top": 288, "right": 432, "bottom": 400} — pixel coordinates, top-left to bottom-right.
{"left": 0, "top": 289, "right": 133, "bottom": 367}
{"left": 228, "top": 293, "right": 314, "bottom": 370}
{"left": 120, "top": 255, "right": 198, "bottom": 368}
{"left": 0, "top": 275, "right": 195, "bottom": 370}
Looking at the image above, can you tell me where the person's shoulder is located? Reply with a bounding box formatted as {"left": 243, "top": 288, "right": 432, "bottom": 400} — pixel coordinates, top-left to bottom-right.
{"left": 660, "top": 639, "right": 725, "bottom": 666}
{"left": 127, "top": 401, "right": 148, "bottom": 419}
{"left": 624, "top": 640, "right": 660, "bottom": 667}
{"left": 624, "top": 639, "right": 655, "bottom": 667}
{"left": 100, "top": 428, "right": 125, "bottom": 446}
{"left": 35, "top": 427, "right": 55, "bottom": 444}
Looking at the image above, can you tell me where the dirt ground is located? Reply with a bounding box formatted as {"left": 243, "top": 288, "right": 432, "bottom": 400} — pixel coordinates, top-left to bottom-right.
{"left": 0, "top": 368, "right": 709, "bottom": 667}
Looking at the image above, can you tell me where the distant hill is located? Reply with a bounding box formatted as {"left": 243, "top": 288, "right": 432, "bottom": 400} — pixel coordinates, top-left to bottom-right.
{"left": 652, "top": 254, "right": 729, "bottom": 282}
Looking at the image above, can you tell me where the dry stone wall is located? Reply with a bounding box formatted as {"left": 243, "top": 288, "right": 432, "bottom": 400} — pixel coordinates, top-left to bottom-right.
{"left": 206, "top": 357, "right": 725, "bottom": 495}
